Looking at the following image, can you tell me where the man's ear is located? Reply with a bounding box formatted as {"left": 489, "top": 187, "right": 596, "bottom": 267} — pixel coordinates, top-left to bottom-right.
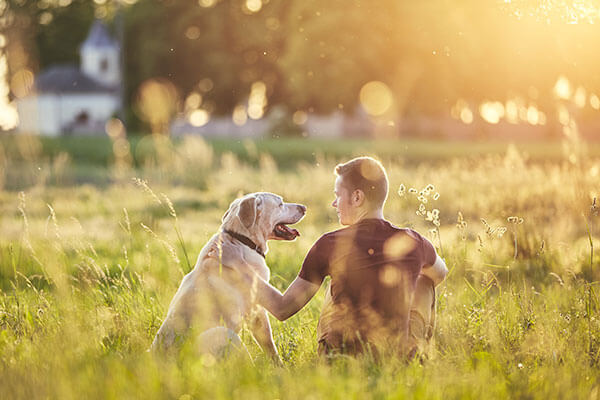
{"left": 238, "top": 196, "right": 257, "bottom": 228}
{"left": 352, "top": 189, "right": 365, "bottom": 206}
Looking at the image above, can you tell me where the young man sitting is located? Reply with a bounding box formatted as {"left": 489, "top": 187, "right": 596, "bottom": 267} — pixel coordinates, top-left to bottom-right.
{"left": 221, "top": 157, "right": 448, "bottom": 358}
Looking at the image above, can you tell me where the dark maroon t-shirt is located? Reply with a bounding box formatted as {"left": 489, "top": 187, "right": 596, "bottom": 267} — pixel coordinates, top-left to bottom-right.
{"left": 298, "top": 218, "right": 437, "bottom": 349}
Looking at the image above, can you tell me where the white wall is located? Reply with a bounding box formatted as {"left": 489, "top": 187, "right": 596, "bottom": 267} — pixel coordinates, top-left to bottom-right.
{"left": 17, "top": 93, "right": 120, "bottom": 135}
{"left": 17, "top": 94, "right": 61, "bottom": 136}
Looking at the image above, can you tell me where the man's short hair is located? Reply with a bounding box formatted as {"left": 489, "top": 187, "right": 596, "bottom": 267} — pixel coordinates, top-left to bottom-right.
{"left": 334, "top": 157, "right": 388, "bottom": 208}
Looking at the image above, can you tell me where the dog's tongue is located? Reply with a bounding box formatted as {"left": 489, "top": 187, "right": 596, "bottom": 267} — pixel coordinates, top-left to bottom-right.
{"left": 277, "top": 223, "right": 300, "bottom": 238}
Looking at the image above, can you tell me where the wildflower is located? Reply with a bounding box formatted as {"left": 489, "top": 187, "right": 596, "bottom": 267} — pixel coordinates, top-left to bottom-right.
{"left": 433, "top": 192, "right": 440, "bottom": 200}
{"left": 507, "top": 216, "right": 524, "bottom": 224}
{"left": 398, "top": 184, "right": 406, "bottom": 197}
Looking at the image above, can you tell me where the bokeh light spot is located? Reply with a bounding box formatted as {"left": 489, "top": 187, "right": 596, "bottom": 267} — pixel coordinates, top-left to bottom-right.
{"left": 136, "top": 78, "right": 179, "bottom": 133}
{"left": 245, "top": 0, "right": 262, "bottom": 13}
{"left": 198, "top": 0, "right": 216, "bottom": 8}
{"left": 554, "top": 75, "right": 572, "bottom": 100}
{"left": 185, "top": 26, "right": 201, "bottom": 40}
{"left": 479, "top": 101, "right": 504, "bottom": 124}
{"left": 359, "top": 81, "right": 393, "bottom": 116}
{"left": 292, "top": 110, "right": 307, "bottom": 125}
{"left": 189, "top": 109, "right": 210, "bottom": 127}
{"left": 232, "top": 105, "right": 248, "bottom": 126}
{"left": 590, "top": 93, "right": 600, "bottom": 110}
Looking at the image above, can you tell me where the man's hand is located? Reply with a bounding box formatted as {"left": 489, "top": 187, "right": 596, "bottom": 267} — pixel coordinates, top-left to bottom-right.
{"left": 206, "top": 239, "right": 256, "bottom": 284}
{"left": 420, "top": 255, "right": 448, "bottom": 287}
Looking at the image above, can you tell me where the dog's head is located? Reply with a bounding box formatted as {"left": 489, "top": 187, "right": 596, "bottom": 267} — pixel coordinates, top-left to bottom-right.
{"left": 221, "top": 192, "right": 306, "bottom": 250}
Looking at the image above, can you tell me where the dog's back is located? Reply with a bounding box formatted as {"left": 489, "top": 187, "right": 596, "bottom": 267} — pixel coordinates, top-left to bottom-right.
{"left": 152, "top": 233, "right": 261, "bottom": 350}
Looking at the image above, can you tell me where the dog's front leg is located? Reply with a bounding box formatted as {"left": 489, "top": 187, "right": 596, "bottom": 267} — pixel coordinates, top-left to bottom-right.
{"left": 251, "top": 308, "right": 283, "bottom": 365}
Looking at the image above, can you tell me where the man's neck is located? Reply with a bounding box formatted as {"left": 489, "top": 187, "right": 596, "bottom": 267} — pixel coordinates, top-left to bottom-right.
{"left": 354, "top": 208, "right": 384, "bottom": 223}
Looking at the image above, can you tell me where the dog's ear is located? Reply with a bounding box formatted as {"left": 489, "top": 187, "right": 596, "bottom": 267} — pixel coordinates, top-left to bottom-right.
{"left": 222, "top": 198, "right": 239, "bottom": 223}
{"left": 238, "top": 196, "right": 257, "bottom": 228}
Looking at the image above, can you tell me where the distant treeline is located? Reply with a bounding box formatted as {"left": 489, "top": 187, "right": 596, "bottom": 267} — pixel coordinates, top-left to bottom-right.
{"left": 4, "top": 0, "right": 600, "bottom": 132}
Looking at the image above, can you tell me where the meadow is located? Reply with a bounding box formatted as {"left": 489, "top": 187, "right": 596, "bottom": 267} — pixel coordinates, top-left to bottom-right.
{"left": 0, "top": 134, "right": 599, "bottom": 399}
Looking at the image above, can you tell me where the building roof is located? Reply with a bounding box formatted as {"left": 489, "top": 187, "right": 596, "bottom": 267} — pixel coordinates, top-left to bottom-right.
{"left": 34, "top": 65, "right": 116, "bottom": 94}
{"left": 80, "top": 20, "right": 119, "bottom": 50}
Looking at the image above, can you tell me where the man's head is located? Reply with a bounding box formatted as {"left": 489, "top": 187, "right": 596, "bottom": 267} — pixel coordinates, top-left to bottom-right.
{"left": 332, "top": 157, "right": 388, "bottom": 225}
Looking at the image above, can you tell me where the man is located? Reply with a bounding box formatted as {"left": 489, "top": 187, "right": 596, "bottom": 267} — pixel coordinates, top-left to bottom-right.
{"left": 222, "top": 157, "right": 448, "bottom": 357}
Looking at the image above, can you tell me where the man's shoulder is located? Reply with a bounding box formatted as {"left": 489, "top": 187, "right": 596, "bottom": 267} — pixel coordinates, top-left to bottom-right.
{"left": 313, "top": 227, "right": 347, "bottom": 245}
{"left": 377, "top": 222, "right": 427, "bottom": 247}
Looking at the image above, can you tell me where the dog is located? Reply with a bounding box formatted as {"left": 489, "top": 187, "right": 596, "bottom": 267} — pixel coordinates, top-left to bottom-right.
{"left": 151, "top": 192, "right": 306, "bottom": 361}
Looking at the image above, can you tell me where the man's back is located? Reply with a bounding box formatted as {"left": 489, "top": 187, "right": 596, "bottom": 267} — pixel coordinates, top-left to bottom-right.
{"left": 299, "top": 218, "right": 437, "bottom": 353}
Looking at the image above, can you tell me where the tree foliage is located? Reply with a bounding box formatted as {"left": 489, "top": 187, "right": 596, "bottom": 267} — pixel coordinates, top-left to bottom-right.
{"left": 4, "top": 0, "right": 600, "bottom": 131}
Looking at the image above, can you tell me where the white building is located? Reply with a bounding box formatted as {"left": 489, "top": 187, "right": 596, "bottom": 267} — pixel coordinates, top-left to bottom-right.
{"left": 17, "top": 20, "right": 121, "bottom": 136}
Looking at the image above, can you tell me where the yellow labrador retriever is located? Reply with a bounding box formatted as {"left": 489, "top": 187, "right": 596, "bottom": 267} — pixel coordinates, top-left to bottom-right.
{"left": 151, "top": 192, "right": 306, "bottom": 361}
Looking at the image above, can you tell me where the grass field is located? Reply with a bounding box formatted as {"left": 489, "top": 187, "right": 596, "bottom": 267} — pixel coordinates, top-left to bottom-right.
{"left": 0, "top": 134, "right": 599, "bottom": 399}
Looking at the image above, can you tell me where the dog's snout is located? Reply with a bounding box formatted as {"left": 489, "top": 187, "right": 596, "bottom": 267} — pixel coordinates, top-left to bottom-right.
{"left": 297, "top": 204, "right": 307, "bottom": 214}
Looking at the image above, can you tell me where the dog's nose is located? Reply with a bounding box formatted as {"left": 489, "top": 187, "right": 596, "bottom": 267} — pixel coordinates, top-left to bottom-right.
{"left": 297, "top": 204, "right": 307, "bottom": 214}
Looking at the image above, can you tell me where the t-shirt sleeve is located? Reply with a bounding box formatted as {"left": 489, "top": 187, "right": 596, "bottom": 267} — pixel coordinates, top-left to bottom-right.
{"left": 298, "top": 236, "right": 329, "bottom": 285}
{"left": 419, "top": 233, "right": 438, "bottom": 267}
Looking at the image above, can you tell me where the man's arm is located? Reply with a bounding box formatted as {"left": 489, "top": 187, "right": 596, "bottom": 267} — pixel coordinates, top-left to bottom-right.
{"left": 420, "top": 254, "right": 448, "bottom": 287}
{"left": 250, "top": 274, "right": 321, "bottom": 321}
{"left": 210, "top": 238, "right": 323, "bottom": 321}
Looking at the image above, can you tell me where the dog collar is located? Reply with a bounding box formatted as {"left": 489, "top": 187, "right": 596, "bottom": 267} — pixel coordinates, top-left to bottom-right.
{"left": 222, "top": 229, "right": 265, "bottom": 258}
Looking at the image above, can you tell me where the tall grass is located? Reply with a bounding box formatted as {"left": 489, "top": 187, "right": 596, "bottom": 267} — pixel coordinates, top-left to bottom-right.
{"left": 0, "top": 136, "right": 599, "bottom": 399}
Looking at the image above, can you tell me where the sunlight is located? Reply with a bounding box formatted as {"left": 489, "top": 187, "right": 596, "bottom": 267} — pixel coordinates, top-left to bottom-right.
{"left": 232, "top": 104, "right": 248, "bottom": 126}
{"left": 136, "top": 78, "right": 179, "bottom": 133}
{"left": 526, "top": 105, "right": 540, "bottom": 125}
{"left": 198, "top": 0, "right": 216, "bottom": 8}
{"left": 0, "top": 54, "right": 18, "bottom": 130}
{"left": 359, "top": 81, "right": 393, "bottom": 117}
{"left": 590, "top": 93, "right": 600, "bottom": 109}
{"left": 247, "top": 81, "right": 267, "bottom": 120}
{"left": 554, "top": 75, "right": 572, "bottom": 100}
{"left": 573, "top": 86, "right": 586, "bottom": 108}
{"left": 460, "top": 108, "right": 473, "bottom": 124}
{"left": 505, "top": 100, "right": 519, "bottom": 124}
{"left": 245, "top": 0, "right": 262, "bottom": 13}
{"left": 189, "top": 109, "right": 210, "bottom": 127}
{"left": 479, "top": 101, "right": 504, "bottom": 124}
{"left": 185, "top": 92, "right": 202, "bottom": 112}
{"left": 292, "top": 110, "right": 308, "bottom": 125}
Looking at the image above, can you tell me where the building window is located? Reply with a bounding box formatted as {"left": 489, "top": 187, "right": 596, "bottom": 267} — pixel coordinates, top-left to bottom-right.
{"left": 75, "top": 111, "right": 89, "bottom": 125}
{"left": 100, "top": 58, "right": 108, "bottom": 72}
